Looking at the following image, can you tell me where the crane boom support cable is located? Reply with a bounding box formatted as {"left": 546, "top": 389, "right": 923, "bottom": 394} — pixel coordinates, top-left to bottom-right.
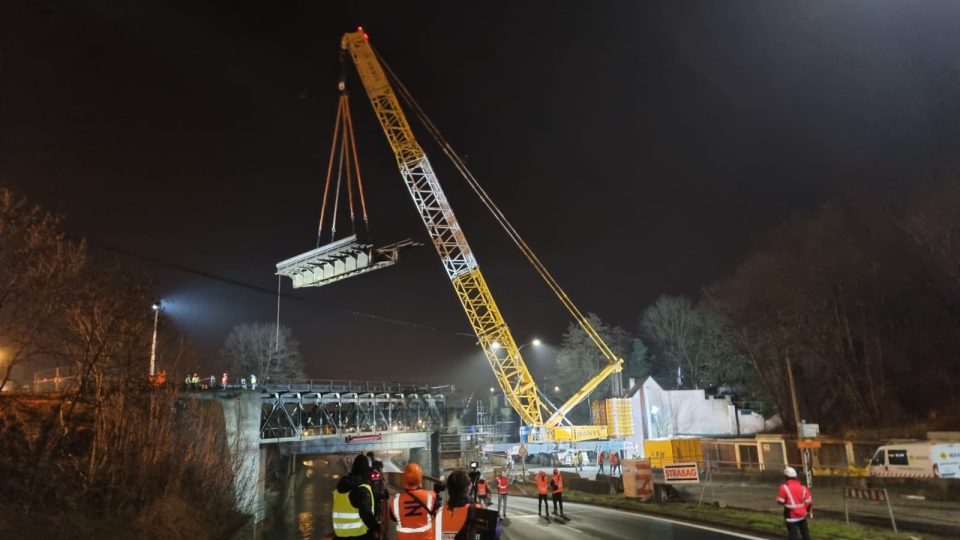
{"left": 376, "top": 49, "right": 622, "bottom": 372}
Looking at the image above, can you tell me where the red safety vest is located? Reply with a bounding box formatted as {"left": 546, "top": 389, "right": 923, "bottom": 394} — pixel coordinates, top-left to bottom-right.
{"left": 496, "top": 475, "right": 508, "bottom": 494}
{"left": 777, "top": 480, "right": 811, "bottom": 522}
{"left": 391, "top": 489, "right": 436, "bottom": 540}
{"left": 535, "top": 475, "right": 549, "bottom": 495}
{"left": 610, "top": 453, "right": 619, "bottom": 465}
{"left": 476, "top": 481, "right": 488, "bottom": 497}
{"left": 551, "top": 474, "right": 564, "bottom": 494}
{"left": 435, "top": 503, "right": 482, "bottom": 540}
{"left": 598, "top": 452, "right": 605, "bottom": 465}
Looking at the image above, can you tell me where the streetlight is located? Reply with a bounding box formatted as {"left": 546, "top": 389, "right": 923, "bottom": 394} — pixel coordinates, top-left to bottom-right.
{"left": 489, "top": 387, "right": 496, "bottom": 393}
{"left": 553, "top": 385, "right": 560, "bottom": 393}
{"left": 149, "top": 300, "right": 161, "bottom": 377}
{"left": 518, "top": 338, "right": 543, "bottom": 351}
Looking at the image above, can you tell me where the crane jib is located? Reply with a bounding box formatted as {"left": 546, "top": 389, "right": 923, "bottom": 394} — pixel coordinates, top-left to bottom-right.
{"left": 341, "top": 30, "right": 628, "bottom": 442}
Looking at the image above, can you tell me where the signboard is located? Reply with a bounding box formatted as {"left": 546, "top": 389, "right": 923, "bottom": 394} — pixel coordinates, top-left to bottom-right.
{"left": 663, "top": 462, "right": 700, "bottom": 484}
{"left": 622, "top": 458, "right": 654, "bottom": 500}
{"left": 800, "top": 423, "right": 820, "bottom": 438}
{"left": 518, "top": 444, "right": 528, "bottom": 458}
{"left": 797, "top": 439, "right": 822, "bottom": 449}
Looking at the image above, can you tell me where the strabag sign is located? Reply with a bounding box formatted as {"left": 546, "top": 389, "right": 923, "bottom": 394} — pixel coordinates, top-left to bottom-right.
{"left": 663, "top": 462, "right": 700, "bottom": 484}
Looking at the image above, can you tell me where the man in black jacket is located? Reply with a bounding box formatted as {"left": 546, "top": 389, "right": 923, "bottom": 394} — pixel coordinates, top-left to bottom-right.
{"left": 332, "top": 454, "right": 381, "bottom": 539}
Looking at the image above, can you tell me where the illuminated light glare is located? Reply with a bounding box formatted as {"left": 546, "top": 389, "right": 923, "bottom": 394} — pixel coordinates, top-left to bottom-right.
{"left": 490, "top": 341, "right": 501, "bottom": 350}
{"left": 553, "top": 386, "right": 560, "bottom": 393}
{"left": 650, "top": 406, "right": 659, "bottom": 414}
{"left": 489, "top": 387, "right": 496, "bottom": 393}
{"left": 532, "top": 338, "right": 542, "bottom": 346}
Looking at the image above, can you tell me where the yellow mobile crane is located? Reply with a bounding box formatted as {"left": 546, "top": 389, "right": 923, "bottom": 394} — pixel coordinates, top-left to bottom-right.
{"left": 341, "top": 29, "right": 629, "bottom": 442}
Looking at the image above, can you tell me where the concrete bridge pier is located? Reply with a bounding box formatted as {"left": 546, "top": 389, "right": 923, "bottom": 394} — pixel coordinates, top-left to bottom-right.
{"left": 221, "top": 392, "right": 267, "bottom": 524}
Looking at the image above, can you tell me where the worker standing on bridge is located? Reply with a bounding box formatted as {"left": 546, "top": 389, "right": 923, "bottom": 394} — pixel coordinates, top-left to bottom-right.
{"left": 535, "top": 470, "right": 550, "bottom": 521}
{"left": 221, "top": 372, "right": 228, "bottom": 387}
{"left": 597, "top": 451, "right": 606, "bottom": 475}
{"left": 495, "top": 471, "right": 508, "bottom": 518}
{"left": 776, "top": 467, "right": 812, "bottom": 540}
{"left": 250, "top": 373, "right": 257, "bottom": 390}
{"left": 332, "top": 454, "right": 380, "bottom": 539}
{"left": 610, "top": 451, "right": 621, "bottom": 476}
{"left": 390, "top": 463, "right": 438, "bottom": 540}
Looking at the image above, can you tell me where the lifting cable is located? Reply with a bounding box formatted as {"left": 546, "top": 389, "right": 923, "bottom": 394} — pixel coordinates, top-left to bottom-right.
{"left": 316, "top": 90, "right": 371, "bottom": 246}
{"left": 374, "top": 48, "right": 621, "bottom": 367}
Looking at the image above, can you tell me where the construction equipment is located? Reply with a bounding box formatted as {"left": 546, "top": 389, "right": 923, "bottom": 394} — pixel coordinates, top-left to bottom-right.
{"left": 334, "top": 28, "right": 627, "bottom": 442}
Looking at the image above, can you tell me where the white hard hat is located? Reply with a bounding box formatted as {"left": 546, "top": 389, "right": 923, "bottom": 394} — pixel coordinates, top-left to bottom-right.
{"left": 784, "top": 467, "right": 798, "bottom": 478}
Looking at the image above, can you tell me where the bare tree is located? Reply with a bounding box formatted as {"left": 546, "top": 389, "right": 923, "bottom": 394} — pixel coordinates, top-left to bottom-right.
{"left": 0, "top": 188, "right": 85, "bottom": 391}
{"left": 220, "top": 323, "right": 304, "bottom": 381}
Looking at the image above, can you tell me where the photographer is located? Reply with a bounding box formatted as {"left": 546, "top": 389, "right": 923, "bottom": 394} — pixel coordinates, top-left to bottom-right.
{"left": 437, "top": 470, "right": 500, "bottom": 540}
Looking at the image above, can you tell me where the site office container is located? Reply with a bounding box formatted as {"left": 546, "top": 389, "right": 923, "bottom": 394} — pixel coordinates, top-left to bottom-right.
{"left": 644, "top": 438, "right": 703, "bottom": 469}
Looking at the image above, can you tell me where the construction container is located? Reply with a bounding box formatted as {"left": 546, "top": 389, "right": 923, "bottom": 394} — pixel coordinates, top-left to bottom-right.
{"left": 591, "top": 398, "right": 634, "bottom": 438}
{"left": 644, "top": 438, "right": 703, "bottom": 468}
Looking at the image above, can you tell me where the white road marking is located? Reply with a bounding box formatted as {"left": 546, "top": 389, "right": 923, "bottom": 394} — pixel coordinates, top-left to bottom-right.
{"left": 574, "top": 503, "right": 769, "bottom": 540}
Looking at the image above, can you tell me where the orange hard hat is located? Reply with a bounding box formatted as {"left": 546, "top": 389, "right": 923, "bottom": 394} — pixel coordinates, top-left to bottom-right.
{"left": 403, "top": 463, "right": 423, "bottom": 489}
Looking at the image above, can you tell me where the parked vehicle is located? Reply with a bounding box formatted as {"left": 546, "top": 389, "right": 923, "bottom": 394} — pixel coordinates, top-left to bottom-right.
{"left": 868, "top": 442, "right": 960, "bottom": 479}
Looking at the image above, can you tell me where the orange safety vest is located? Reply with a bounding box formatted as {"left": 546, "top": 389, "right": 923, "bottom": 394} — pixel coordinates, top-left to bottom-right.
{"left": 496, "top": 476, "right": 508, "bottom": 494}
{"left": 535, "top": 475, "right": 549, "bottom": 495}
{"left": 598, "top": 452, "right": 605, "bottom": 465}
{"left": 476, "top": 481, "right": 488, "bottom": 497}
{"left": 551, "top": 474, "right": 564, "bottom": 494}
{"left": 392, "top": 489, "right": 436, "bottom": 540}
{"left": 610, "top": 453, "right": 619, "bottom": 465}
{"left": 435, "top": 503, "right": 481, "bottom": 540}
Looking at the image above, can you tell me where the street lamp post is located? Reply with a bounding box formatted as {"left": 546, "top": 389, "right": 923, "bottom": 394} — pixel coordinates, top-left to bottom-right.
{"left": 149, "top": 301, "right": 161, "bottom": 377}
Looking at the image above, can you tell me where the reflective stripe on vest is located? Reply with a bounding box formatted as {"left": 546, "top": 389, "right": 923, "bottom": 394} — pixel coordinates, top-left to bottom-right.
{"left": 331, "top": 484, "right": 373, "bottom": 537}
{"left": 780, "top": 482, "right": 809, "bottom": 522}
{"left": 393, "top": 490, "right": 435, "bottom": 535}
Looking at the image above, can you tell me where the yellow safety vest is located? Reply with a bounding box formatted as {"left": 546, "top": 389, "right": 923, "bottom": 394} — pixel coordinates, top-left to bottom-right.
{"left": 332, "top": 484, "right": 374, "bottom": 537}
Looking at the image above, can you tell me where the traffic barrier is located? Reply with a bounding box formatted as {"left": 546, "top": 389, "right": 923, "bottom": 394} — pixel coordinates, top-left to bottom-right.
{"left": 843, "top": 486, "right": 897, "bottom": 533}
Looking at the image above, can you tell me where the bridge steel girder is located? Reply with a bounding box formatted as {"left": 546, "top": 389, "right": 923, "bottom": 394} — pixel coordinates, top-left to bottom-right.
{"left": 259, "top": 391, "right": 445, "bottom": 443}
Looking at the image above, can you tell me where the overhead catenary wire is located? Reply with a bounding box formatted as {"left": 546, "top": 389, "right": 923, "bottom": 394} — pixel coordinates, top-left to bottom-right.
{"left": 374, "top": 48, "right": 623, "bottom": 372}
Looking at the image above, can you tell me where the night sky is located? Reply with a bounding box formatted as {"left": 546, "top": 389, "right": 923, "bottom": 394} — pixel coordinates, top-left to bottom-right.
{"left": 3, "top": 1, "right": 959, "bottom": 388}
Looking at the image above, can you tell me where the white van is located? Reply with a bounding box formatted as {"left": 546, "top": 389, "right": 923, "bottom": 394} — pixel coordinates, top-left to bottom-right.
{"left": 868, "top": 442, "right": 960, "bottom": 479}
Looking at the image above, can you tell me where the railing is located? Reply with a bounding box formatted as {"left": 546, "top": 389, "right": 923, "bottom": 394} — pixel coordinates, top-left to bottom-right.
{"left": 258, "top": 378, "right": 455, "bottom": 394}
{"left": 32, "top": 366, "right": 80, "bottom": 392}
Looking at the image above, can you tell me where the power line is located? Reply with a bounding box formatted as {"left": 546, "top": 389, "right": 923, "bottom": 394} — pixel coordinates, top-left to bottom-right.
{"left": 86, "top": 239, "right": 475, "bottom": 338}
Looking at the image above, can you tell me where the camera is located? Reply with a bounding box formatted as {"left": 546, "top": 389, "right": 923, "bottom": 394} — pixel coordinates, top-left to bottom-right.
{"left": 470, "top": 461, "right": 478, "bottom": 470}
{"left": 432, "top": 475, "right": 446, "bottom": 494}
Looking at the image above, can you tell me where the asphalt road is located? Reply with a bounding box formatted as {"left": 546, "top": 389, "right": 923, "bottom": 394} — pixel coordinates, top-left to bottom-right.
{"left": 501, "top": 497, "right": 768, "bottom": 540}
{"left": 264, "top": 456, "right": 768, "bottom": 540}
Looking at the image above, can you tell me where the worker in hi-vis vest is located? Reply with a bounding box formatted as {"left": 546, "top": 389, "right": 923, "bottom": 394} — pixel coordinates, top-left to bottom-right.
{"left": 436, "top": 470, "right": 485, "bottom": 540}
{"left": 535, "top": 470, "right": 550, "bottom": 521}
{"left": 390, "top": 463, "right": 440, "bottom": 540}
{"left": 332, "top": 454, "right": 380, "bottom": 539}
{"left": 776, "top": 467, "right": 812, "bottom": 540}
